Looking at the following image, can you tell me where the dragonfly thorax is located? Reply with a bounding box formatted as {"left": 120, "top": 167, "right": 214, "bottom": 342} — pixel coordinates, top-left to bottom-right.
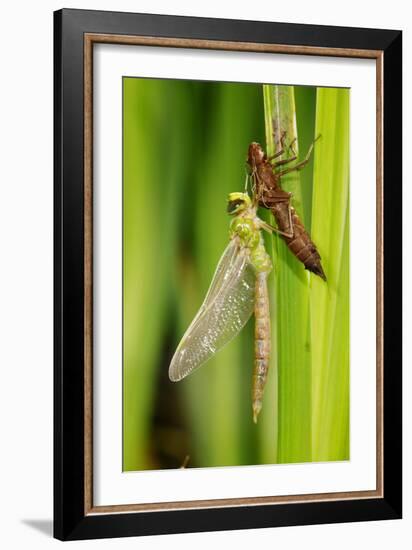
{"left": 230, "top": 215, "right": 272, "bottom": 274}
{"left": 230, "top": 216, "right": 259, "bottom": 248}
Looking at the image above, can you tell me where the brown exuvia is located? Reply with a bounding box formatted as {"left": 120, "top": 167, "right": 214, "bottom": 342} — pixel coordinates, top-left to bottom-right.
{"left": 247, "top": 138, "right": 326, "bottom": 281}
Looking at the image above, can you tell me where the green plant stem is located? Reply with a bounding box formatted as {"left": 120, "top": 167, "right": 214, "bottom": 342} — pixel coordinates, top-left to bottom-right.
{"left": 311, "top": 87, "right": 350, "bottom": 461}
{"left": 263, "top": 84, "right": 312, "bottom": 463}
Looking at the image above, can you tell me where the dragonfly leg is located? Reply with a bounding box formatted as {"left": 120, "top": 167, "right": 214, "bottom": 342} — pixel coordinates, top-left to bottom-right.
{"left": 267, "top": 149, "right": 284, "bottom": 161}
{"left": 271, "top": 154, "right": 297, "bottom": 168}
{"left": 266, "top": 130, "right": 287, "bottom": 161}
{"left": 250, "top": 172, "right": 260, "bottom": 206}
{"left": 269, "top": 137, "right": 298, "bottom": 167}
{"left": 277, "top": 134, "right": 321, "bottom": 177}
{"left": 288, "top": 137, "right": 298, "bottom": 157}
{"left": 259, "top": 219, "right": 293, "bottom": 239}
{"left": 244, "top": 172, "right": 252, "bottom": 192}
{"left": 258, "top": 186, "right": 291, "bottom": 211}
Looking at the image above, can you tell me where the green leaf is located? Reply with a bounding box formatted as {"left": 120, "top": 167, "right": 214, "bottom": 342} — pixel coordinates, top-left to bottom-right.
{"left": 310, "top": 87, "right": 350, "bottom": 461}
{"left": 263, "top": 85, "right": 313, "bottom": 463}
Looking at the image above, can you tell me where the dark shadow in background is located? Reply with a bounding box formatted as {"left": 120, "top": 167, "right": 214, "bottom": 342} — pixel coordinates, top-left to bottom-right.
{"left": 21, "top": 519, "right": 53, "bottom": 537}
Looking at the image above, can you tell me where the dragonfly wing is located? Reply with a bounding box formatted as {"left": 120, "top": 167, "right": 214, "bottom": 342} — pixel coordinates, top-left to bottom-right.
{"left": 181, "top": 239, "right": 239, "bottom": 331}
{"left": 169, "top": 242, "right": 256, "bottom": 381}
{"left": 199, "top": 239, "right": 239, "bottom": 310}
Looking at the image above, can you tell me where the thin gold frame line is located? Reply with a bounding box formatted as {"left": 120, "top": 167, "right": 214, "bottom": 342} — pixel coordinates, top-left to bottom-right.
{"left": 84, "top": 33, "right": 94, "bottom": 515}
{"left": 84, "top": 33, "right": 384, "bottom": 515}
{"left": 376, "top": 52, "right": 384, "bottom": 497}
{"left": 89, "top": 489, "right": 380, "bottom": 515}
{"left": 85, "top": 33, "right": 381, "bottom": 59}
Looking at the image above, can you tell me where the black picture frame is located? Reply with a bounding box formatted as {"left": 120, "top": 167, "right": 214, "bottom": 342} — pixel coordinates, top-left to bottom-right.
{"left": 54, "top": 8, "right": 402, "bottom": 541}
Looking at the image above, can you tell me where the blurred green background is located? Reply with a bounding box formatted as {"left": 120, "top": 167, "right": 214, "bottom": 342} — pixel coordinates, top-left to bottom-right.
{"left": 123, "top": 77, "right": 349, "bottom": 472}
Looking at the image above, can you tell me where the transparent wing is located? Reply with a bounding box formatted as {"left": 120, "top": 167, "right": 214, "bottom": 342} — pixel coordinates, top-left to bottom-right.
{"left": 184, "top": 239, "right": 239, "bottom": 328}
{"left": 169, "top": 240, "right": 256, "bottom": 381}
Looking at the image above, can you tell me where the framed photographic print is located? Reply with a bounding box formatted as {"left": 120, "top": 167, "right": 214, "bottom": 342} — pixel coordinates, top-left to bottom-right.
{"left": 54, "top": 8, "right": 402, "bottom": 541}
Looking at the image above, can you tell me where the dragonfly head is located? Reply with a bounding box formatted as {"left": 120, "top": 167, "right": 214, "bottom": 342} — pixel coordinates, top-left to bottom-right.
{"left": 247, "top": 142, "right": 265, "bottom": 170}
{"left": 227, "top": 192, "right": 252, "bottom": 215}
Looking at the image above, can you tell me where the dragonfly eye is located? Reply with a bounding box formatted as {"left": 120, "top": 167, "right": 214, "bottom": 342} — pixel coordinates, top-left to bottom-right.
{"left": 227, "top": 199, "right": 244, "bottom": 214}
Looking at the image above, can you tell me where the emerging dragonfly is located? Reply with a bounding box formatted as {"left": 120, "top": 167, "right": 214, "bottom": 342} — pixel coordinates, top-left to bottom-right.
{"left": 169, "top": 191, "right": 276, "bottom": 423}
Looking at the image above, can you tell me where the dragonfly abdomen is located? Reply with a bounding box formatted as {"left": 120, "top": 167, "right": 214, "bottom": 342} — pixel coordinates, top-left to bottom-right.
{"left": 252, "top": 271, "right": 271, "bottom": 423}
{"left": 284, "top": 209, "right": 326, "bottom": 281}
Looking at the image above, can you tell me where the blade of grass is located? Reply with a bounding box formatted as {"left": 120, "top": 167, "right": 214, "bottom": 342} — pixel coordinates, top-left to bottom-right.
{"left": 123, "top": 79, "right": 193, "bottom": 470}
{"left": 311, "top": 87, "right": 350, "bottom": 461}
{"left": 295, "top": 86, "right": 316, "bottom": 228}
{"left": 123, "top": 79, "right": 166, "bottom": 470}
{"left": 263, "top": 84, "right": 312, "bottom": 463}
